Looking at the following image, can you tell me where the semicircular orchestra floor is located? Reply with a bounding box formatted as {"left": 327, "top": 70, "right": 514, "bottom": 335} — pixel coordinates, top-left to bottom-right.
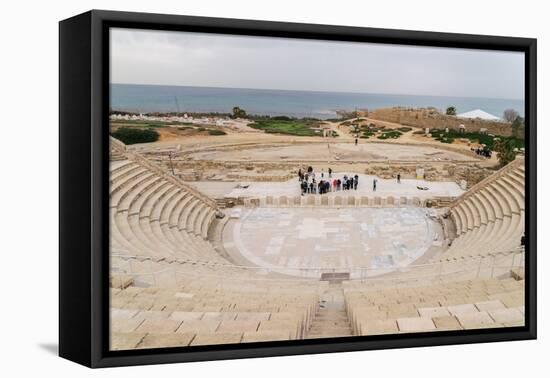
{"left": 223, "top": 207, "right": 444, "bottom": 279}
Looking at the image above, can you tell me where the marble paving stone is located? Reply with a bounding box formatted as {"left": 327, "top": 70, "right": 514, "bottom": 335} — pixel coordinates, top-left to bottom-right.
{"left": 233, "top": 207, "right": 439, "bottom": 278}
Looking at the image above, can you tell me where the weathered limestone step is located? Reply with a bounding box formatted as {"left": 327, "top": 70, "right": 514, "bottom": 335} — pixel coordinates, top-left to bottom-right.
{"left": 306, "top": 285, "right": 353, "bottom": 338}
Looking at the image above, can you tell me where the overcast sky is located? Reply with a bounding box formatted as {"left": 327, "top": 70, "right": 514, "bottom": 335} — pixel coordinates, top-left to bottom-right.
{"left": 110, "top": 28, "right": 524, "bottom": 100}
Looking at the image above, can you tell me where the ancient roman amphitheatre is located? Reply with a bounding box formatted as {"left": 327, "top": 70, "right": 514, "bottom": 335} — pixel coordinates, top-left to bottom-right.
{"left": 109, "top": 110, "right": 525, "bottom": 350}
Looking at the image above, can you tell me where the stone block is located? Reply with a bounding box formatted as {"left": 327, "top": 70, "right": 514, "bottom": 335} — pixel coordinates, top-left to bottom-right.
{"left": 456, "top": 311, "right": 496, "bottom": 329}
{"left": 447, "top": 303, "right": 478, "bottom": 316}
{"left": 488, "top": 308, "right": 524, "bottom": 324}
{"left": 110, "top": 332, "right": 146, "bottom": 351}
{"left": 217, "top": 320, "right": 260, "bottom": 333}
{"left": 360, "top": 319, "right": 398, "bottom": 336}
{"left": 474, "top": 300, "right": 506, "bottom": 312}
{"left": 417, "top": 306, "right": 450, "bottom": 318}
{"left": 138, "top": 333, "right": 195, "bottom": 349}
{"left": 433, "top": 316, "right": 462, "bottom": 331}
{"left": 191, "top": 333, "right": 243, "bottom": 346}
{"left": 397, "top": 317, "right": 436, "bottom": 332}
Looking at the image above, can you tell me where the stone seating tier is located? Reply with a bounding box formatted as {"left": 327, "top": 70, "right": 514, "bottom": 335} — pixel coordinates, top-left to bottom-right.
{"left": 344, "top": 278, "right": 524, "bottom": 335}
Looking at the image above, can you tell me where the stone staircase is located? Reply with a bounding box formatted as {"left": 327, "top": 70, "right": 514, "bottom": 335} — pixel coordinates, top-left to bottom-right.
{"left": 306, "top": 284, "right": 353, "bottom": 338}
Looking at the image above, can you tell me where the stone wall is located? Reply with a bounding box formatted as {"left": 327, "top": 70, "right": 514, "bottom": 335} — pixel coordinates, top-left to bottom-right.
{"left": 363, "top": 162, "right": 494, "bottom": 188}
{"left": 369, "top": 107, "right": 517, "bottom": 137}
{"left": 148, "top": 151, "right": 495, "bottom": 188}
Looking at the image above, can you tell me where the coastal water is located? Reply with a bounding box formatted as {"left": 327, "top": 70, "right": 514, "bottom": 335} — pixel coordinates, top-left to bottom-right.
{"left": 111, "top": 84, "right": 524, "bottom": 120}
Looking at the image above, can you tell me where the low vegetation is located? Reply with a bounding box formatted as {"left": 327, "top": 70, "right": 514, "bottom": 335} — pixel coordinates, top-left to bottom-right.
{"left": 111, "top": 127, "right": 159, "bottom": 145}
{"left": 429, "top": 129, "right": 524, "bottom": 150}
{"left": 207, "top": 129, "right": 227, "bottom": 136}
{"left": 357, "top": 123, "right": 404, "bottom": 140}
{"left": 377, "top": 130, "right": 403, "bottom": 140}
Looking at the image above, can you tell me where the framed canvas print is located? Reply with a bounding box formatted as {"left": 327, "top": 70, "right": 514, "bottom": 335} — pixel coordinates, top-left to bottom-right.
{"left": 59, "top": 10, "right": 536, "bottom": 368}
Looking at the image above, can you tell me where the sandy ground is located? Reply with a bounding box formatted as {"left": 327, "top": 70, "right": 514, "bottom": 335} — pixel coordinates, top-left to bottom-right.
{"left": 125, "top": 116, "right": 498, "bottom": 168}
{"left": 185, "top": 142, "right": 478, "bottom": 163}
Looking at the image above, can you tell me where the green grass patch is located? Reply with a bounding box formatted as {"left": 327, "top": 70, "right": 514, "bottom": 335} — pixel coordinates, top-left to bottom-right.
{"left": 249, "top": 119, "right": 321, "bottom": 136}
{"left": 111, "top": 127, "right": 159, "bottom": 145}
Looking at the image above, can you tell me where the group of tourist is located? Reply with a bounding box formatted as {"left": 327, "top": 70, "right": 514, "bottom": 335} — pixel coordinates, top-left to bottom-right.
{"left": 471, "top": 147, "right": 492, "bottom": 158}
{"left": 298, "top": 167, "right": 362, "bottom": 195}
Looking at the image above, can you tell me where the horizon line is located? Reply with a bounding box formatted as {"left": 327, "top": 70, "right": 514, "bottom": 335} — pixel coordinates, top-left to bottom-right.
{"left": 110, "top": 82, "right": 525, "bottom": 103}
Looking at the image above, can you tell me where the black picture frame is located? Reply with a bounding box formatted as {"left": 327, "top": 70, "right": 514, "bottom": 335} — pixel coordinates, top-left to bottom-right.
{"left": 59, "top": 9, "right": 537, "bottom": 368}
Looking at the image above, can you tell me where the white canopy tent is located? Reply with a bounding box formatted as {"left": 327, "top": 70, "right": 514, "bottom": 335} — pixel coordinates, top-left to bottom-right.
{"left": 456, "top": 109, "right": 501, "bottom": 121}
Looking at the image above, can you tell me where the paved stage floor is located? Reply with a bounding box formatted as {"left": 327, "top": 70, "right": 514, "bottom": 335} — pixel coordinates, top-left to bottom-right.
{"left": 223, "top": 207, "right": 443, "bottom": 278}
{"left": 218, "top": 174, "right": 464, "bottom": 199}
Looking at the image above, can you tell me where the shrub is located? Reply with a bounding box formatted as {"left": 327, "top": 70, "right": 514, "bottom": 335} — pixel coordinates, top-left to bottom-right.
{"left": 231, "top": 106, "right": 247, "bottom": 119}
{"left": 272, "top": 116, "right": 293, "bottom": 121}
{"left": 111, "top": 127, "right": 159, "bottom": 145}
{"left": 446, "top": 106, "right": 457, "bottom": 116}
{"left": 207, "top": 129, "right": 227, "bottom": 136}
{"left": 377, "top": 130, "right": 403, "bottom": 140}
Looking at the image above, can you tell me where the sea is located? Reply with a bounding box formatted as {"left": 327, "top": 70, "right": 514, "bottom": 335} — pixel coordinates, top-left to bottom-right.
{"left": 111, "top": 84, "right": 524, "bottom": 120}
